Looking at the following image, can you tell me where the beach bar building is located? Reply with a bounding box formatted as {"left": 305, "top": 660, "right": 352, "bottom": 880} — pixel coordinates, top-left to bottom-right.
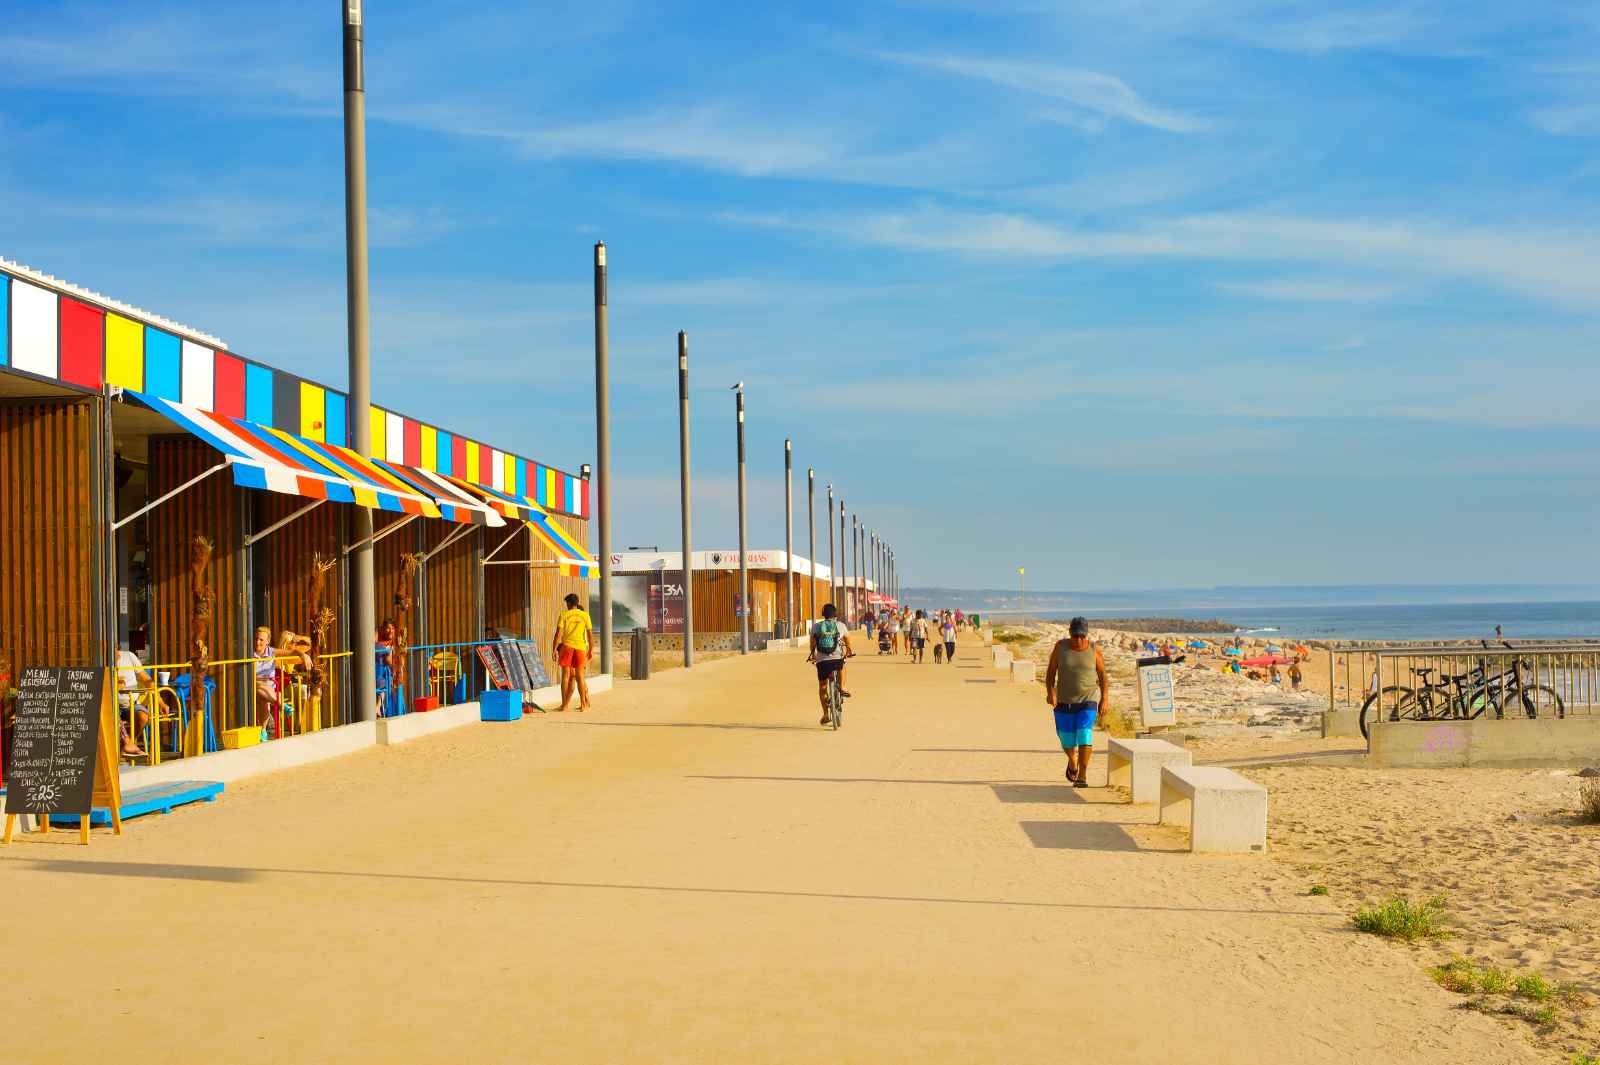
{"left": 0, "top": 257, "right": 596, "bottom": 759}
{"left": 608, "top": 549, "right": 878, "bottom": 636}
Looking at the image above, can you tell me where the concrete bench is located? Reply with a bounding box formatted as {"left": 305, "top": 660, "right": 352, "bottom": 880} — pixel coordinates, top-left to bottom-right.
{"left": 1107, "top": 737, "right": 1191, "bottom": 803}
{"left": 1159, "top": 766, "right": 1267, "bottom": 854}
{"left": 1009, "top": 659, "right": 1036, "bottom": 683}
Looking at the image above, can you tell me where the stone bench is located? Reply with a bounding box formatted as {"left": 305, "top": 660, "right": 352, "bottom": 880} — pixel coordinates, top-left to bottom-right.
{"left": 1009, "top": 659, "right": 1036, "bottom": 683}
{"left": 991, "top": 647, "right": 1012, "bottom": 668}
{"left": 1107, "top": 737, "right": 1191, "bottom": 803}
{"left": 1159, "top": 766, "right": 1267, "bottom": 853}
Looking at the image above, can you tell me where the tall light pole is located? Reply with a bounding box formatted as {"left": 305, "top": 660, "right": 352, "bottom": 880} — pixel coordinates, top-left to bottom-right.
{"left": 783, "top": 439, "right": 793, "bottom": 638}
{"left": 593, "top": 242, "right": 613, "bottom": 676}
{"left": 678, "top": 332, "right": 693, "bottom": 668}
{"left": 342, "top": 0, "right": 375, "bottom": 721}
{"left": 838, "top": 499, "right": 847, "bottom": 620}
{"left": 826, "top": 483, "right": 836, "bottom": 613}
{"left": 806, "top": 467, "right": 816, "bottom": 625}
{"left": 732, "top": 383, "right": 749, "bottom": 653}
{"left": 851, "top": 513, "right": 859, "bottom": 624}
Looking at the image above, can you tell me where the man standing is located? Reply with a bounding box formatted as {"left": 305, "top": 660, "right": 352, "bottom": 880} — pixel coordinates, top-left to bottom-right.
{"left": 553, "top": 593, "right": 594, "bottom": 712}
{"left": 1044, "top": 616, "right": 1109, "bottom": 788}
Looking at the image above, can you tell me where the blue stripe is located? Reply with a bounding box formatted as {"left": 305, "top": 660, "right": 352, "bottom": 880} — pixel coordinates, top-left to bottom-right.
{"left": 374, "top": 491, "right": 403, "bottom": 513}
{"left": 436, "top": 431, "right": 453, "bottom": 475}
{"left": 137, "top": 393, "right": 248, "bottom": 458}
{"left": 144, "top": 328, "right": 182, "bottom": 401}
{"left": 231, "top": 463, "right": 268, "bottom": 491}
{"left": 324, "top": 392, "right": 347, "bottom": 447}
{"left": 323, "top": 480, "right": 356, "bottom": 505}
{"left": 245, "top": 364, "right": 273, "bottom": 424}
{"left": 300, "top": 438, "right": 386, "bottom": 487}
{"left": 1, "top": 274, "right": 9, "bottom": 366}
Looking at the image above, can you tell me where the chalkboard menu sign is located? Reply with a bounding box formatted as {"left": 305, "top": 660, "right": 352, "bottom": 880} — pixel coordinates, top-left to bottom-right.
{"left": 498, "top": 638, "right": 533, "bottom": 693}
{"left": 3, "top": 667, "right": 105, "bottom": 815}
{"left": 512, "top": 641, "right": 551, "bottom": 690}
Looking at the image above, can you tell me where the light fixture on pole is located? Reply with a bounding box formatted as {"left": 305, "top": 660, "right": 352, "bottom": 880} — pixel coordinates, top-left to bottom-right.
{"left": 342, "top": 0, "right": 376, "bottom": 722}
{"left": 732, "top": 382, "right": 749, "bottom": 654}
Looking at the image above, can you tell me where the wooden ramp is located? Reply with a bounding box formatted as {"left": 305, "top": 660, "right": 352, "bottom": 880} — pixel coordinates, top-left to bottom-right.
{"left": 44, "top": 780, "right": 224, "bottom": 827}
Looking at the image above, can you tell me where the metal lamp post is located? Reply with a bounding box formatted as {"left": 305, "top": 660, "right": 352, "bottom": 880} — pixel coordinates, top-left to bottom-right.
{"left": 732, "top": 383, "right": 748, "bottom": 654}
{"left": 593, "top": 242, "right": 613, "bottom": 676}
{"left": 783, "top": 439, "right": 793, "bottom": 638}
{"left": 806, "top": 468, "right": 816, "bottom": 625}
{"left": 341, "top": 0, "right": 375, "bottom": 721}
{"left": 678, "top": 332, "right": 693, "bottom": 668}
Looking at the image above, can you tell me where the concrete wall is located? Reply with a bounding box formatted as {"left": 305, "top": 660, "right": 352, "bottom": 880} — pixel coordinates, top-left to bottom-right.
{"left": 1368, "top": 715, "right": 1600, "bottom": 769}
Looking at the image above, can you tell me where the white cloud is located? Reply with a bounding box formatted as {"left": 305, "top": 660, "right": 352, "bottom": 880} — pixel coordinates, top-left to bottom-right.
{"left": 870, "top": 50, "right": 1214, "bottom": 133}
{"left": 1214, "top": 278, "right": 1402, "bottom": 303}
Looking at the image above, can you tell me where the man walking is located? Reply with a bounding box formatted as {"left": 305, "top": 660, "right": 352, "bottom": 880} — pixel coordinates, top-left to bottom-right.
{"left": 1044, "top": 616, "right": 1109, "bottom": 788}
{"left": 553, "top": 592, "right": 594, "bottom": 712}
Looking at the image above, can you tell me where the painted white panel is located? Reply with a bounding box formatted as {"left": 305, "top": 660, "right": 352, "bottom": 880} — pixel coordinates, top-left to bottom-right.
{"left": 491, "top": 449, "right": 505, "bottom": 491}
{"left": 181, "top": 340, "right": 214, "bottom": 409}
{"left": 10, "top": 279, "right": 58, "bottom": 378}
{"left": 385, "top": 412, "right": 405, "bottom": 462}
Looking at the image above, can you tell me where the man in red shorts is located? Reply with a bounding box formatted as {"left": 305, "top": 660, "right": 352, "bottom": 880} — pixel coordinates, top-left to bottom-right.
{"left": 552, "top": 592, "right": 594, "bottom": 712}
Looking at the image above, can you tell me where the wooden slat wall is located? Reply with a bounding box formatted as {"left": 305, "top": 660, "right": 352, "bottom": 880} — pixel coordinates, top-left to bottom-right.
{"left": 148, "top": 436, "right": 242, "bottom": 668}
{"left": 373, "top": 512, "right": 417, "bottom": 633}
{"left": 484, "top": 524, "right": 526, "bottom": 639}
{"left": 422, "top": 521, "right": 475, "bottom": 647}
{"left": 0, "top": 398, "right": 100, "bottom": 671}
{"left": 252, "top": 493, "right": 346, "bottom": 652}
{"left": 530, "top": 514, "right": 587, "bottom": 652}
{"left": 690, "top": 570, "right": 780, "bottom": 632}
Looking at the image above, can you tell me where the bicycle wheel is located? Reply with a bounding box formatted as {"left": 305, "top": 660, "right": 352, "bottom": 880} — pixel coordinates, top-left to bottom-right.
{"left": 830, "top": 680, "right": 843, "bottom": 730}
{"left": 1359, "top": 686, "right": 1415, "bottom": 740}
{"left": 1502, "top": 685, "right": 1564, "bottom": 720}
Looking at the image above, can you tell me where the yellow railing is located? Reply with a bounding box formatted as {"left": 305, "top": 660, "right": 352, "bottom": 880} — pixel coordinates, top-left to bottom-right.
{"left": 115, "top": 651, "right": 353, "bottom": 765}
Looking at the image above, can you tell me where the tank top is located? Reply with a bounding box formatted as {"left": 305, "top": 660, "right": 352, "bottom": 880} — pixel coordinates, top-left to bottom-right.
{"left": 1056, "top": 643, "right": 1099, "bottom": 705}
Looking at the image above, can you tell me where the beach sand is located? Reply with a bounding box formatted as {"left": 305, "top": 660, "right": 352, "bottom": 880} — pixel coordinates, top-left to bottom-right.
{"left": 0, "top": 628, "right": 1564, "bottom": 1063}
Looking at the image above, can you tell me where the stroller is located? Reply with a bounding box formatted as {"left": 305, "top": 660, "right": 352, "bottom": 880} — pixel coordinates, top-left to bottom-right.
{"left": 877, "top": 623, "right": 893, "bottom": 655}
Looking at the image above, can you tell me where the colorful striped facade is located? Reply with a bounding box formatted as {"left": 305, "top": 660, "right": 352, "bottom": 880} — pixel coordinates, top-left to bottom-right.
{"left": 0, "top": 260, "right": 590, "bottom": 520}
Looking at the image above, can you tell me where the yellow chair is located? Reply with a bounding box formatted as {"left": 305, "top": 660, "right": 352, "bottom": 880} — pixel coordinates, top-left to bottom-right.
{"left": 429, "top": 651, "right": 462, "bottom": 705}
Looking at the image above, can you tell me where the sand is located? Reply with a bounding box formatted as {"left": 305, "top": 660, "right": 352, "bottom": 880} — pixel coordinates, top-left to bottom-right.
{"left": 0, "top": 630, "right": 1551, "bottom": 1063}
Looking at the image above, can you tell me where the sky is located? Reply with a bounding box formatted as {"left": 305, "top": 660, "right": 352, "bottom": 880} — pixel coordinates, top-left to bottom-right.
{"left": 3, "top": 1, "right": 1599, "bottom": 590}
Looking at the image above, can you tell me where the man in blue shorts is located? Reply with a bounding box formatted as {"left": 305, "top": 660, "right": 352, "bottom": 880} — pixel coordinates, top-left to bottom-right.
{"left": 1043, "top": 616, "right": 1109, "bottom": 787}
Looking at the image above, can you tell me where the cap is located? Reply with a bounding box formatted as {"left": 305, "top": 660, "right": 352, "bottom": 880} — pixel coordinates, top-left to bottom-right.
{"left": 1068, "top": 616, "right": 1089, "bottom": 636}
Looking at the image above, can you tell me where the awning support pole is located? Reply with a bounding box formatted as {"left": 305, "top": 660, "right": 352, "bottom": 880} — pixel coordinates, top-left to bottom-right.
{"left": 111, "top": 459, "right": 230, "bottom": 532}
{"left": 481, "top": 524, "right": 524, "bottom": 564}
{"left": 342, "top": 513, "right": 418, "bottom": 555}
{"left": 422, "top": 522, "right": 474, "bottom": 561}
{"left": 245, "top": 499, "right": 326, "bottom": 546}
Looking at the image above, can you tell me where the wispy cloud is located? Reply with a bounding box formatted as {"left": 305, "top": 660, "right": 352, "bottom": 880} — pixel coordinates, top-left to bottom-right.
{"left": 1214, "top": 278, "right": 1403, "bottom": 303}
{"left": 869, "top": 50, "right": 1214, "bottom": 133}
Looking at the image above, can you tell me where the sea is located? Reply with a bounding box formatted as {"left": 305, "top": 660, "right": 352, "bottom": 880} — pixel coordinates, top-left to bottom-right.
{"left": 906, "top": 585, "right": 1600, "bottom": 642}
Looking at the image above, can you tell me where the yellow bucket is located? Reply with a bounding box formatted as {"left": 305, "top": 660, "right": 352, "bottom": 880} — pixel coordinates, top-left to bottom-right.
{"left": 221, "top": 726, "right": 263, "bottom": 750}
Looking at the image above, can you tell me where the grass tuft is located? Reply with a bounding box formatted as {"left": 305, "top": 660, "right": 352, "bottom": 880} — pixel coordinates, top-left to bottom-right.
{"left": 1515, "top": 972, "right": 1555, "bottom": 1001}
{"left": 1431, "top": 958, "right": 1479, "bottom": 993}
{"left": 1309, "top": 884, "right": 1329, "bottom": 897}
{"left": 1571, "top": 1053, "right": 1599, "bottom": 1065}
{"left": 1579, "top": 779, "right": 1600, "bottom": 824}
{"left": 1351, "top": 895, "right": 1451, "bottom": 940}
{"left": 1477, "top": 966, "right": 1513, "bottom": 995}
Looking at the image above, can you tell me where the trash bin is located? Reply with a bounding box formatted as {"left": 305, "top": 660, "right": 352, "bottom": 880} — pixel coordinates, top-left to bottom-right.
{"left": 629, "top": 628, "right": 652, "bottom": 681}
{"left": 774, "top": 619, "right": 790, "bottom": 640}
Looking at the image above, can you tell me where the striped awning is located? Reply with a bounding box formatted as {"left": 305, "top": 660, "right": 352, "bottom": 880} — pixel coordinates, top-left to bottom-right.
{"left": 444, "top": 475, "right": 598, "bottom": 578}
{"left": 134, "top": 393, "right": 505, "bottom": 526}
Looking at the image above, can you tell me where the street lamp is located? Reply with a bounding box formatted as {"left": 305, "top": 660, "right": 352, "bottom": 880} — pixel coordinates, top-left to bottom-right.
{"left": 732, "top": 382, "right": 748, "bottom": 654}
{"left": 678, "top": 332, "right": 693, "bottom": 667}
{"left": 593, "top": 243, "right": 613, "bottom": 677}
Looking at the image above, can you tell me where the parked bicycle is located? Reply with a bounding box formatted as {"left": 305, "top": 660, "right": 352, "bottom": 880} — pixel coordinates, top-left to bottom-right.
{"left": 1359, "top": 646, "right": 1565, "bottom": 739}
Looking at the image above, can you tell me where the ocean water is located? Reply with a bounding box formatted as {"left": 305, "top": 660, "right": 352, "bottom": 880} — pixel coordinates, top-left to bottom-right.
{"left": 1060, "top": 601, "right": 1600, "bottom": 642}
{"left": 907, "top": 585, "right": 1600, "bottom": 642}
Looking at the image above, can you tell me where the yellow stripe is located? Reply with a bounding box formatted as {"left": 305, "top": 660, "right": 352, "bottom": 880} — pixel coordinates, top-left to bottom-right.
{"left": 105, "top": 314, "right": 144, "bottom": 390}
{"left": 370, "top": 407, "right": 387, "bottom": 458}
{"left": 465, "top": 441, "right": 481, "bottom": 484}
{"left": 299, "top": 382, "right": 326, "bottom": 441}
{"left": 545, "top": 467, "right": 557, "bottom": 505}
{"left": 353, "top": 487, "right": 379, "bottom": 509}
{"left": 503, "top": 452, "right": 515, "bottom": 491}
{"left": 420, "top": 425, "right": 438, "bottom": 471}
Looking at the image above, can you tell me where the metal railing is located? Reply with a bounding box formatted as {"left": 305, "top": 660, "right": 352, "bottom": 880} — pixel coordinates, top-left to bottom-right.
{"left": 382, "top": 639, "right": 551, "bottom": 717}
{"left": 114, "top": 651, "right": 352, "bottom": 764}
{"left": 1327, "top": 641, "right": 1600, "bottom": 722}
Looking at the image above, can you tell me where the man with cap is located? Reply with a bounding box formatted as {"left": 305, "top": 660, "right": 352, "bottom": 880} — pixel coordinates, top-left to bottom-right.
{"left": 1044, "top": 616, "right": 1109, "bottom": 788}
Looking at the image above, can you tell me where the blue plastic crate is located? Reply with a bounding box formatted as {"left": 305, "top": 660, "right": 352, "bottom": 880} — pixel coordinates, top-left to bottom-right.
{"left": 479, "top": 689, "right": 521, "bottom": 721}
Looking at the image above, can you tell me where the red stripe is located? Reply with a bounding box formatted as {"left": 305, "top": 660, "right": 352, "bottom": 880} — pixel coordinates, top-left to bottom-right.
{"left": 403, "top": 419, "right": 421, "bottom": 466}
{"left": 213, "top": 353, "right": 246, "bottom": 418}
{"left": 197, "top": 409, "right": 318, "bottom": 473}
{"left": 295, "top": 475, "right": 330, "bottom": 500}
{"left": 58, "top": 298, "right": 105, "bottom": 389}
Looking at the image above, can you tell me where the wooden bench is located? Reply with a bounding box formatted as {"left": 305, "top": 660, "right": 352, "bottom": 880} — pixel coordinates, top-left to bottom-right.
{"left": 1107, "top": 737, "right": 1191, "bottom": 803}
{"left": 1159, "top": 766, "right": 1267, "bottom": 854}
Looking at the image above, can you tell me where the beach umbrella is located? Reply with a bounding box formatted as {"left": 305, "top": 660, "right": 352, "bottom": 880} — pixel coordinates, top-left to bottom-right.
{"left": 1241, "top": 654, "right": 1292, "bottom": 667}
{"left": 1223, "top": 647, "right": 1243, "bottom": 656}
{"left": 1186, "top": 640, "right": 1207, "bottom": 649}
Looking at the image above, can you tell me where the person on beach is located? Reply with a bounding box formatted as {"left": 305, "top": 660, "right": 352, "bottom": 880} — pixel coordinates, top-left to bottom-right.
{"left": 1044, "top": 617, "right": 1108, "bottom": 788}
{"left": 1289, "top": 661, "right": 1303, "bottom": 690}
{"left": 115, "top": 644, "right": 155, "bottom": 757}
{"left": 888, "top": 611, "right": 902, "bottom": 654}
{"left": 553, "top": 593, "right": 593, "bottom": 712}
{"left": 910, "top": 610, "right": 929, "bottom": 663}
{"left": 807, "top": 603, "right": 854, "bottom": 724}
{"left": 253, "top": 625, "right": 284, "bottom": 734}
{"left": 940, "top": 613, "right": 957, "bottom": 664}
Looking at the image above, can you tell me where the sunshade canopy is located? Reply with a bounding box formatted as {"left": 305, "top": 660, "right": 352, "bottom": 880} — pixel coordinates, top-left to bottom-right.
{"left": 134, "top": 393, "right": 504, "bottom": 526}
{"left": 445, "top": 476, "right": 598, "bottom": 579}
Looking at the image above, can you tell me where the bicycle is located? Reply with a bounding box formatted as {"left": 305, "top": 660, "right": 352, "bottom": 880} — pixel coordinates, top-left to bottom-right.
{"left": 1358, "top": 653, "right": 1565, "bottom": 739}
{"left": 825, "top": 669, "right": 844, "bottom": 730}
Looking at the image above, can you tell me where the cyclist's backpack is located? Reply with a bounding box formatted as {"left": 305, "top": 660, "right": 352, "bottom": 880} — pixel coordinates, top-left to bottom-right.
{"left": 815, "top": 620, "right": 839, "bottom": 654}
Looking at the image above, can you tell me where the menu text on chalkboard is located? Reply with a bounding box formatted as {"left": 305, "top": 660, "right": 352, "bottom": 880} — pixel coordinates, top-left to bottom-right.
{"left": 3, "top": 667, "right": 105, "bottom": 815}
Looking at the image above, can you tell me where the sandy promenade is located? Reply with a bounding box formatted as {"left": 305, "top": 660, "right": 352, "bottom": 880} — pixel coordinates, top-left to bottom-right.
{"left": 2, "top": 635, "right": 1539, "bottom": 1063}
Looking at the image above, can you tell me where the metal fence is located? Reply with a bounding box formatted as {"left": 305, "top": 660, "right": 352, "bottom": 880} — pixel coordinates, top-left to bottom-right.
{"left": 1328, "top": 642, "right": 1600, "bottom": 725}
{"left": 383, "top": 638, "right": 552, "bottom": 717}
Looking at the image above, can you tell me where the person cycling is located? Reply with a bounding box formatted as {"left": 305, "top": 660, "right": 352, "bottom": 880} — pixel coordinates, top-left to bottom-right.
{"left": 807, "top": 603, "right": 854, "bottom": 725}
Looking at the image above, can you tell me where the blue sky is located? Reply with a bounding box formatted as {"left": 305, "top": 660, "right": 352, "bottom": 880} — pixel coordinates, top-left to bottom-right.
{"left": 4, "top": 1, "right": 1599, "bottom": 590}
